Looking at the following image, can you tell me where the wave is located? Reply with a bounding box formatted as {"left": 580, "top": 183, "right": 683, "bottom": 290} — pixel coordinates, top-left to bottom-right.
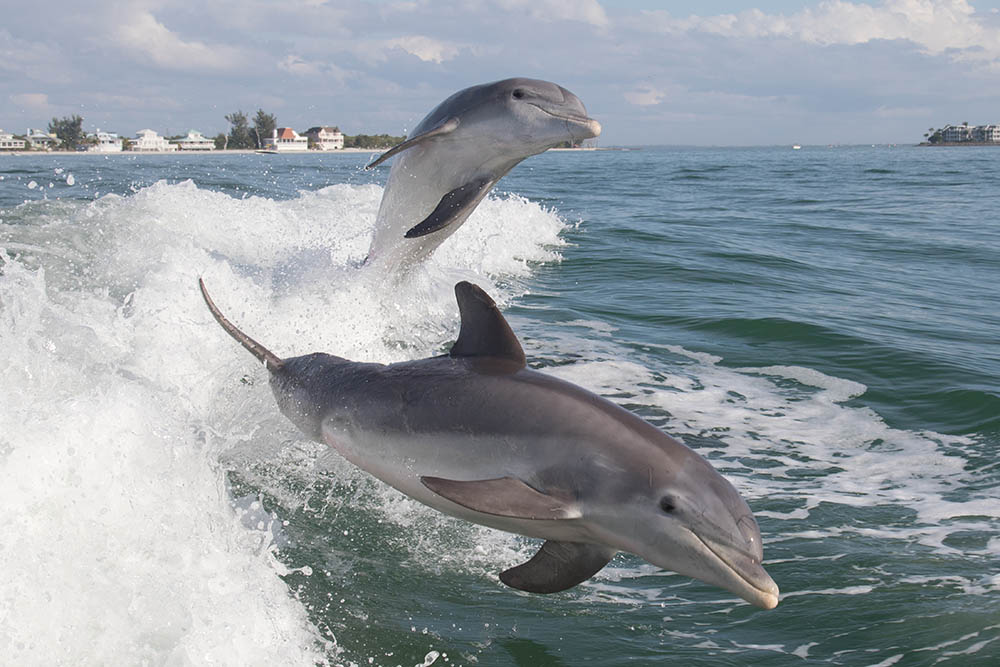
{"left": 4, "top": 175, "right": 997, "bottom": 665}
{"left": 0, "top": 179, "right": 566, "bottom": 665}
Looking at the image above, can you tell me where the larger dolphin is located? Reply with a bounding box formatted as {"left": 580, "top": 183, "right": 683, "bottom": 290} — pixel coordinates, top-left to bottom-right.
{"left": 199, "top": 280, "right": 779, "bottom": 609}
{"left": 364, "top": 78, "right": 601, "bottom": 270}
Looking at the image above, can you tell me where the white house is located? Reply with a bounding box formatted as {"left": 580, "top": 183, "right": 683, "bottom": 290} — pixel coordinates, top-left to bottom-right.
{"left": 262, "top": 127, "right": 308, "bottom": 152}
{"left": 304, "top": 126, "right": 344, "bottom": 150}
{"left": 941, "top": 125, "right": 971, "bottom": 143}
{"left": 174, "top": 130, "right": 215, "bottom": 150}
{"left": 131, "top": 129, "right": 177, "bottom": 152}
{"left": 87, "top": 130, "right": 122, "bottom": 152}
{"left": 26, "top": 128, "right": 57, "bottom": 150}
{"left": 972, "top": 124, "right": 1000, "bottom": 143}
{"left": 940, "top": 123, "right": 1000, "bottom": 143}
{"left": 0, "top": 129, "right": 26, "bottom": 150}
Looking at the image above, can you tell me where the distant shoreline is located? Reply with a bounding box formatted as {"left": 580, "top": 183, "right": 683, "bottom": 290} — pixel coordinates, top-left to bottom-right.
{"left": 0, "top": 146, "right": 611, "bottom": 157}
{"left": 0, "top": 147, "right": 383, "bottom": 156}
{"left": 918, "top": 142, "right": 1000, "bottom": 147}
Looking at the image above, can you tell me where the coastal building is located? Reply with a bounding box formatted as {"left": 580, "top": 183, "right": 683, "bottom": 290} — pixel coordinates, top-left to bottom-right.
{"left": 87, "top": 130, "right": 122, "bottom": 152}
{"left": 304, "top": 126, "right": 344, "bottom": 150}
{"left": 26, "top": 128, "right": 58, "bottom": 150}
{"left": 973, "top": 124, "right": 1000, "bottom": 143}
{"left": 131, "top": 129, "right": 177, "bottom": 152}
{"left": 941, "top": 125, "right": 973, "bottom": 143}
{"left": 0, "top": 129, "right": 26, "bottom": 151}
{"left": 174, "top": 130, "right": 215, "bottom": 151}
{"left": 939, "top": 123, "right": 1000, "bottom": 144}
{"left": 262, "top": 127, "right": 309, "bottom": 151}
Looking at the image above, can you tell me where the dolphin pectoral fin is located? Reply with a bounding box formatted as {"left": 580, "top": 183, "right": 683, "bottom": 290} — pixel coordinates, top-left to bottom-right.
{"left": 365, "top": 116, "right": 461, "bottom": 169}
{"left": 500, "top": 541, "right": 616, "bottom": 594}
{"left": 403, "top": 176, "right": 494, "bottom": 238}
{"left": 449, "top": 281, "right": 526, "bottom": 366}
{"left": 420, "top": 476, "right": 579, "bottom": 520}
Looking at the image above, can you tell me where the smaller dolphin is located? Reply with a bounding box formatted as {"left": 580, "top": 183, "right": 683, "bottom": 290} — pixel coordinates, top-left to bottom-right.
{"left": 364, "top": 78, "right": 601, "bottom": 270}
{"left": 199, "top": 280, "right": 779, "bottom": 609}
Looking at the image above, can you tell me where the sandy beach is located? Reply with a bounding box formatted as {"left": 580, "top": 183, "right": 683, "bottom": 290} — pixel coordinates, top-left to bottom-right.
{"left": 0, "top": 147, "right": 386, "bottom": 157}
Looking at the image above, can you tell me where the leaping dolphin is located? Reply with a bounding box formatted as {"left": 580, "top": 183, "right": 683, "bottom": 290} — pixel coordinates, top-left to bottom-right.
{"left": 199, "top": 279, "right": 779, "bottom": 609}
{"left": 364, "top": 78, "right": 601, "bottom": 271}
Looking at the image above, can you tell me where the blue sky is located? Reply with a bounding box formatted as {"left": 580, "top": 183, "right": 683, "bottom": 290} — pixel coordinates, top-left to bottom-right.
{"left": 4, "top": 0, "right": 1000, "bottom": 145}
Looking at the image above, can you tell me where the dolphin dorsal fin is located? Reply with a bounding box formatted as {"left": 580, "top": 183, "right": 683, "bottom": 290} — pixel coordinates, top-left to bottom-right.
{"left": 365, "top": 116, "right": 460, "bottom": 169}
{"left": 449, "top": 282, "right": 526, "bottom": 367}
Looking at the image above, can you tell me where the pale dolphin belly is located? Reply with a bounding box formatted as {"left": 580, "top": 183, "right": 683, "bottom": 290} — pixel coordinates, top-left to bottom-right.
{"left": 315, "top": 360, "right": 648, "bottom": 541}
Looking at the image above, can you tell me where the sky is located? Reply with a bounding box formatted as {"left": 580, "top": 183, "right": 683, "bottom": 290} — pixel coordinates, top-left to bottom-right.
{"left": 3, "top": 0, "right": 1000, "bottom": 145}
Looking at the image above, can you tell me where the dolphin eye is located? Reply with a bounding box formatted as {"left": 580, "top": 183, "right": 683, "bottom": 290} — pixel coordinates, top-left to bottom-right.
{"left": 512, "top": 89, "right": 525, "bottom": 99}
{"left": 659, "top": 496, "right": 677, "bottom": 514}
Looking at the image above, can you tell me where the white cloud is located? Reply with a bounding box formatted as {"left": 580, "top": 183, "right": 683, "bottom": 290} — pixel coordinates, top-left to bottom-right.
{"left": 641, "top": 0, "right": 1000, "bottom": 62}
{"left": 496, "top": 0, "right": 609, "bottom": 28}
{"left": 278, "top": 55, "right": 322, "bottom": 77}
{"left": 382, "top": 36, "right": 460, "bottom": 63}
{"left": 624, "top": 85, "right": 666, "bottom": 106}
{"left": 10, "top": 92, "right": 50, "bottom": 110}
{"left": 113, "top": 10, "right": 244, "bottom": 71}
{"left": 3, "top": 0, "right": 1000, "bottom": 146}
{"left": 277, "top": 55, "right": 352, "bottom": 82}
{"left": 872, "top": 104, "right": 931, "bottom": 118}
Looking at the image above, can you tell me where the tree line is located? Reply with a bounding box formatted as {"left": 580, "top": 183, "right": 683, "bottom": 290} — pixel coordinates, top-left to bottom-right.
{"left": 43, "top": 111, "right": 405, "bottom": 150}
{"left": 222, "top": 109, "right": 404, "bottom": 149}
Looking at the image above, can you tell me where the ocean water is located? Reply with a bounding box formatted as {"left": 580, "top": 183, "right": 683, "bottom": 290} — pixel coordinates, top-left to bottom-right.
{"left": 1, "top": 146, "right": 997, "bottom": 666}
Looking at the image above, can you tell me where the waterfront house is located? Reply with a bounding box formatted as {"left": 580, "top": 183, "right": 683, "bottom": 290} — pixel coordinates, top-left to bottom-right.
{"left": 87, "top": 130, "right": 122, "bottom": 152}
{"left": 131, "top": 129, "right": 177, "bottom": 152}
{"left": 262, "top": 127, "right": 309, "bottom": 151}
{"left": 26, "top": 128, "right": 58, "bottom": 150}
{"left": 942, "top": 125, "right": 974, "bottom": 143}
{"left": 0, "top": 129, "right": 27, "bottom": 150}
{"left": 174, "top": 130, "right": 214, "bottom": 150}
{"left": 973, "top": 124, "right": 1000, "bottom": 143}
{"left": 304, "top": 126, "right": 345, "bottom": 150}
{"left": 940, "top": 123, "right": 1000, "bottom": 144}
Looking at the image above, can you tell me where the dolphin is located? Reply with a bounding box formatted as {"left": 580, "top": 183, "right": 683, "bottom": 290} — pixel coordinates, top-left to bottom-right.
{"left": 364, "top": 78, "right": 601, "bottom": 270}
{"left": 199, "top": 279, "right": 779, "bottom": 609}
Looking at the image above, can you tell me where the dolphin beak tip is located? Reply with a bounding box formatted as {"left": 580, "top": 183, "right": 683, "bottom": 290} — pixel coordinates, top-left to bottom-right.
{"left": 749, "top": 578, "right": 780, "bottom": 610}
{"left": 758, "top": 591, "right": 780, "bottom": 610}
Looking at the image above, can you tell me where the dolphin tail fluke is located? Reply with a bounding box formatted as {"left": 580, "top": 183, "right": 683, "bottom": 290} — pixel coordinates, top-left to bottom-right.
{"left": 198, "top": 278, "right": 284, "bottom": 373}
{"left": 500, "top": 541, "right": 616, "bottom": 594}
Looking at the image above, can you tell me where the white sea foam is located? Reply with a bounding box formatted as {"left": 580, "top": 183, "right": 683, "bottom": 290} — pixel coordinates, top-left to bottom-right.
{"left": 535, "top": 328, "right": 996, "bottom": 552}
{"left": 0, "top": 179, "right": 566, "bottom": 665}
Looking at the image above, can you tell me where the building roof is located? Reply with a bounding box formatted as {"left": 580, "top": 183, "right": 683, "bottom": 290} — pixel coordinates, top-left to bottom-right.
{"left": 276, "top": 127, "right": 298, "bottom": 139}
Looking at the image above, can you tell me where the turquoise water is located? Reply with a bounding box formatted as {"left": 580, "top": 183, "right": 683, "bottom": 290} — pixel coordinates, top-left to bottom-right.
{"left": 1, "top": 147, "right": 997, "bottom": 665}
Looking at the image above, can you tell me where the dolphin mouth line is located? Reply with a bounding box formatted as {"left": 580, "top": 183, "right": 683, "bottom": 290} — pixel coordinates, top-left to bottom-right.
{"left": 528, "top": 103, "right": 597, "bottom": 126}
{"left": 692, "top": 532, "right": 779, "bottom": 609}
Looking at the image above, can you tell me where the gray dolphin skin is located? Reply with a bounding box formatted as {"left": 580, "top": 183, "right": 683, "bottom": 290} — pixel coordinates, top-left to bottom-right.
{"left": 364, "top": 78, "right": 601, "bottom": 270}
{"left": 199, "top": 279, "right": 779, "bottom": 609}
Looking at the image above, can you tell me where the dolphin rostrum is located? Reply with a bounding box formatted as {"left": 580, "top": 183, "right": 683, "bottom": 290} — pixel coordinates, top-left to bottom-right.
{"left": 199, "top": 279, "right": 779, "bottom": 609}
{"left": 364, "top": 78, "right": 601, "bottom": 270}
